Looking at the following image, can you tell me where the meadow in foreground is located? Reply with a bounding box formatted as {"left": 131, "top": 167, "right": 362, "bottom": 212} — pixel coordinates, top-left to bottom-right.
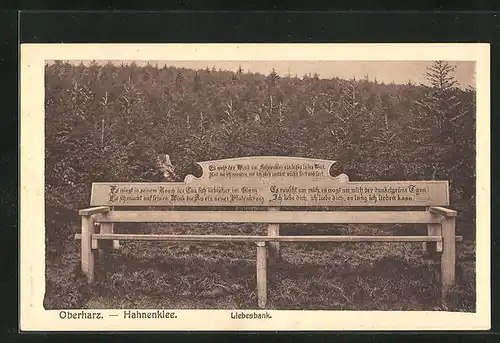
{"left": 44, "top": 223, "right": 475, "bottom": 312}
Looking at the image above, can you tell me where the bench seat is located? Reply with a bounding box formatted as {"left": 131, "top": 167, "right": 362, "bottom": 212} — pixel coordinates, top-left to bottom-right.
{"left": 80, "top": 209, "right": 450, "bottom": 223}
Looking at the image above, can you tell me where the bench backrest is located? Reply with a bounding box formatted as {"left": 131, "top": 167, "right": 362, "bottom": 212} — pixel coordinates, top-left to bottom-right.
{"left": 89, "top": 156, "right": 450, "bottom": 208}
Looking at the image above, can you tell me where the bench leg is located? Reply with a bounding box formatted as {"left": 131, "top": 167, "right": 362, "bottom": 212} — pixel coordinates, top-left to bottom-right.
{"left": 109, "top": 207, "right": 120, "bottom": 249}
{"left": 99, "top": 223, "right": 120, "bottom": 252}
{"left": 256, "top": 242, "right": 268, "bottom": 309}
{"left": 267, "top": 223, "right": 280, "bottom": 262}
{"left": 112, "top": 224, "right": 121, "bottom": 250}
{"left": 267, "top": 207, "right": 280, "bottom": 263}
{"left": 423, "top": 223, "right": 442, "bottom": 255}
{"left": 441, "top": 216, "right": 456, "bottom": 300}
{"left": 97, "top": 223, "right": 118, "bottom": 260}
{"left": 81, "top": 215, "right": 96, "bottom": 283}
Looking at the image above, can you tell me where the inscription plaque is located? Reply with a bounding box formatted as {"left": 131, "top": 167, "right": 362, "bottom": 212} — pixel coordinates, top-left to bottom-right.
{"left": 90, "top": 156, "right": 449, "bottom": 207}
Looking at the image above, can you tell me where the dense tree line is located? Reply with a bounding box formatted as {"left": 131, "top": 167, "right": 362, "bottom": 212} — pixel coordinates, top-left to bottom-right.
{"left": 45, "top": 61, "right": 475, "bottom": 243}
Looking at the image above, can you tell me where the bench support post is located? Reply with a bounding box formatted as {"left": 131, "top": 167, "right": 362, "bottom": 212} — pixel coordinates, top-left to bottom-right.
{"left": 441, "top": 216, "right": 456, "bottom": 299}
{"left": 256, "top": 242, "right": 268, "bottom": 309}
{"left": 423, "top": 223, "right": 442, "bottom": 255}
{"left": 267, "top": 207, "right": 280, "bottom": 263}
{"left": 110, "top": 207, "right": 120, "bottom": 249}
{"left": 112, "top": 224, "right": 120, "bottom": 250}
{"left": 98, "top": 223, "right": 119, "bottom": 260}
{"left": 81, "top": 215, "right": 96, "bottom": 283}
{"left": 99, "top": 223, "right": 120, "bottom": 251}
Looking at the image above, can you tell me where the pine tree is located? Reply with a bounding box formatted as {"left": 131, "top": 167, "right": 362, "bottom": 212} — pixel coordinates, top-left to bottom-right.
{"left": 267, "top": 68, "right": 279, "bottom": 85}
{"left": 175, "top": 71, "right": 184, "bottom": 91}
{"left": 193, "top": 72, "right": 201, "bottom": 92}
{"left": 425, "top": 60, "right": 458, "bottom": 91}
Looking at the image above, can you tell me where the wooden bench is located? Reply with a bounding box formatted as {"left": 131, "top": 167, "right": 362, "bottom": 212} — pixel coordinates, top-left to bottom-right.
{"left": 76, "top": 156, "right": 460, "bottom": 308}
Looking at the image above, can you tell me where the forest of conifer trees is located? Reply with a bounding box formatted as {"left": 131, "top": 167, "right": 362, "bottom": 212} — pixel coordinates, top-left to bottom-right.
{"left": 44, "top": 60, "right": 476, "bottom": 243}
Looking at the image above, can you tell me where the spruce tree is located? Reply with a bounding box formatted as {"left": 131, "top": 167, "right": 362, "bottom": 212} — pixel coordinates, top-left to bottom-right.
{"left": 193, "top": 72, "right": 201, "bottom": 92}
{"left": 267, "top": 68, "right": 279, "bottom": 85}
{"left": 409, "top": 61, "right": 463, "bottom": 179}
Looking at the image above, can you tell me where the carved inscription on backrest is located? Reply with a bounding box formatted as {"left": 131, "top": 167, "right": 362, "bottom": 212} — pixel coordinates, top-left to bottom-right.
{"left": 90, "top": 156, "right": 449, "bottom": 207}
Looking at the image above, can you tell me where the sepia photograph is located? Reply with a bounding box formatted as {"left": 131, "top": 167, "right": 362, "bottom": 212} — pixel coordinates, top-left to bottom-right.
{"left": 20, "top": 44, "right": 490, "bottom": 331}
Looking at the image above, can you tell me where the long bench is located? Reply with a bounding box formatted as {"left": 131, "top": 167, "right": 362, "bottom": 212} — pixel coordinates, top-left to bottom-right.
{"left": 76, "top": 156, "right": 460, "bottom": 308}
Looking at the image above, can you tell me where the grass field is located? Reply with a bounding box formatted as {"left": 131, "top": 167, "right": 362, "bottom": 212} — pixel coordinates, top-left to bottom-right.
{"left": 44, "top": 222, "right": 476, "bottom": 312}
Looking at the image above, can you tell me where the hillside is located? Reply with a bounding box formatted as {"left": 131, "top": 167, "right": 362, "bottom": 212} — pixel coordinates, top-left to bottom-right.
{"left": 43, "top": 61, "right": 476, "bottom": 311}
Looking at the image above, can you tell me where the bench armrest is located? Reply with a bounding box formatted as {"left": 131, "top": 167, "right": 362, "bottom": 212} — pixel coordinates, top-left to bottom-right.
{"left": 429, "top": 206, "right": 457, "bottom": 217}
{"left": 79, "top": 206, "right": 110, "bottom": 216}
